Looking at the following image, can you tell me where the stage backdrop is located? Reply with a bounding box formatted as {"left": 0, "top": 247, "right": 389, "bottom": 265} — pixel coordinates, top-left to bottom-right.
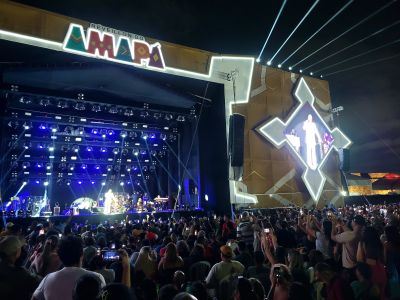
{"left": 232, "top": 66, "right": 343, "bottom": 208}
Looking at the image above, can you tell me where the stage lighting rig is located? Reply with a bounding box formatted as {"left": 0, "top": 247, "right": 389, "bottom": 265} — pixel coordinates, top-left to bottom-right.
{"left": 68, "top": 164, "right": 75, "bottom": 171}
{"left": 141, "top": 132, "right": 148, "bottom": 140}
{"left": 120, "top": 131, "right": 127, "bottom": 138}
{"left": 39, "top": 98, "right": 51, "bottom": 107}
{"left": 73, "top": 102, "right": 86, "bottom": 111}
{"left": 133, "top": 148, "right": 139, "bottom": 156}
{"left": 109, "top": 106, "right": 119, "bottom": 114}
{"left": 23, "top": 122, "right": 32, "bottom": 130}
{"left": 19, "top": 96, "right": 32, "bottom": 104}
{"left": 124, "top": 108, "right": 134, "bottom": 116}
{"left": 100, "top": 147, "right": 107, "bottom": 153}
{"left": 57, "top": 100, "right": 69, "bottom": 109}
{"left": 91, "top": 104, "right": 102, "bottom": 112}
{"left": 71, "top": 145, "right": 79, "bottom": 153}
{"left": 112, "top": 148, "right": 119, "bottom": 155}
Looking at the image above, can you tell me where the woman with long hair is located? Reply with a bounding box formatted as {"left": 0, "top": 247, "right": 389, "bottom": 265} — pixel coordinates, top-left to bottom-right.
{"left": 158, "top": 242, "right": 184, "bottom": 285}
{"left": 134, "top": 246, "right": 157, "bottom": 280}
{"left": 306, "top": 216, "right": 333, "bottom": 259}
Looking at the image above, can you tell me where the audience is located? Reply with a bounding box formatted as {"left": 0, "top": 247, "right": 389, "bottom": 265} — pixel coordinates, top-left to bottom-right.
{"left": 0, "top": 203, "right": 398, "bottom": 300}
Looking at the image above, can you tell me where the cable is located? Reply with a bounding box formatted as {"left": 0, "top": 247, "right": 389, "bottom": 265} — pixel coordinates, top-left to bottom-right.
{"left": 315, "top": 38, "right": 400, "bottom": 74}
{"left": 269, "top": 0, "right": 320, "bottom": 63}
{"left": 324, "top": 52, "right": 400, "bottom": 76}
{"left": 291, "top": 0, "right": 398, "bottom": 68}
{"left": 257, "top": 0, "right": 288, "bottom": 61}
{"left": 280, "top": 0, "right": 354, "bottom": 66}
{"left": 304, "top": 19, "right": 400, "bottom": 71}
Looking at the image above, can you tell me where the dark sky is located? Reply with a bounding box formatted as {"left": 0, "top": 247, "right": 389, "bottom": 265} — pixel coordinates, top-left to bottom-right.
{"left": 11, "top": 0, "right": 400, "bottom": 172}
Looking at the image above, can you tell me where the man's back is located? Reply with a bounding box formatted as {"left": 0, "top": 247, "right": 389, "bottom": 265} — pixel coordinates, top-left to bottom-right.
{"left": 0, "top": 260, "right": 39, "bottom": 300}
{"left": 33, "top": 267, "right": 105, "bottom": 300}
{"left": 206, "top": 260, "right": 244, "bottom": 287}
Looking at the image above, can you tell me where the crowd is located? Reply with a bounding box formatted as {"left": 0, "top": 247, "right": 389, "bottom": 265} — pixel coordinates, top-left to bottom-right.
{"left": 0, "top": 203, "right": 400, "bottom": 300}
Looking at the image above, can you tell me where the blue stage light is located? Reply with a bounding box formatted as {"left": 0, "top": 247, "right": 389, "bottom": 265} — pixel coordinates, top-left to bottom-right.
{"left": 44, "top": 181, "right": 49, "bottom": 186}
{"left": 91, "top": 180, "right": 95, "bottom": 185}
{"left": 38, "top": 143, "right": 45, "bottom": 149}
{"left": 66, "top": 180, "right": 71, "bottom": 186}
{"left": 100, "top": 147, "right": 107, "bottom": 153}
{"left": 50, "top": 124, "right": 59, "bottom": 133}
{"left": 141, "top": 132, "right": 148, "bottom": 140}
{"left": 39, "top": 123, "right": 47, "bottom": 130}
{"left": 81, "top": 164, "right": 87, "bottom": 170}
{"left": 36, "top": 162, "right": 43, "bottom": 168}
{"left": 108, "top": 130, "right": 115, "bottom": 136}
{"left": 95, "top": 165, "right": 101, "bottom": 170}
{"left": 91, "top": 128, "right": 99, "bottom": 135}
{"left": 132, "top": 148, "right": 139, "bottom": 156}
{"left": 107, "top": 165, "right": 112, "bottom": 172}
{"left": 69, "top": 163, "right": 75, "bottom": 171}
{"left": 72, "top": 145, "right": 79, "bottom": 153}
{"left": 149, "top": 133, "right": 156, "bottom": 139}
{"left": 35, "top": 179, "right": 40, "bottom": 184}
{"left": 120, "top": 131, "right": 127, "bottom": 138}
{"left": 23, "top": 142, "right": 32, "bottom": 149}
{"left": 78, "top": 180, "right": 82, "bottom": 185}
{"left": 160, "top": 133, "right": 167, "bottom": 141}
{"left": 86, "top": 146, "right": 93, "bottom": 152}
{"left": 112, "top": 148, "right": 119, "bottom": 155}
{"left": 46, "top": 163, "right": 52, "bottom": 170}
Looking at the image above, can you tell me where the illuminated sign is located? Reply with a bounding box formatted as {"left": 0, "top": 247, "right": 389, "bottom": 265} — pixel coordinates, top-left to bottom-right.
{"left": 256, "top": 77, "right": 351, "bottom": 201}
{"left": 63, "top": 23, "right": 165, "bottom": 70}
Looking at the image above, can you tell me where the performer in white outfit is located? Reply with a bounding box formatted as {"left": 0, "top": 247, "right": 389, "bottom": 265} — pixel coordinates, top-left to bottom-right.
{"left": 104, "top": 189, "right": 114, "bottom": 214}
{"left": 303, "top": 114, "right": 322, "bottom": 170}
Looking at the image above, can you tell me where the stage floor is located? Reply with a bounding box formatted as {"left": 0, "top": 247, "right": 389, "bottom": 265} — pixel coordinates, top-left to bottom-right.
{"left": 3, "top": 209, "right": 205, "bottom": 226}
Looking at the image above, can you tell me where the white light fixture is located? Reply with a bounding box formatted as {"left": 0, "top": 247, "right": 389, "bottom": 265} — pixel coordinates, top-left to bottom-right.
{"left": 278, "top": 64, "right": 282, "bottom": 68}
{"left": 341, "top": 190, "right": 347, "bottom": 196}
{"left": 310, "top": 72, "right": 314, "bottom": 75}
{"left": 267, "top": 61, "right": 272, "bottom": 66}
{"left": 288, "top": 66, "right": 293, "bottom": 71}
{"left": 299, "top": 69, "right": 303, "bottom": 73}
{"left": 256, "top": 58, "right": 260, "bottom": 63}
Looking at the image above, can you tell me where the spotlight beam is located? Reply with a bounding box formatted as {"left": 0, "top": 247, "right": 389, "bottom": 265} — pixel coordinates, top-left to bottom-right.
{"left": 269, "top": 0, "right": 320, "bottom": 63}
{"left": 164, "top": 139, "right": 198, "bottom": 184}
{"left": 314, "top": 38, "right": 400, "bottom": 73}
{"left": 324, "top": 52, "right": 400, "bottom": 76}
{"left": 292, "top": 0, "right": 398, "bottom": 68}
{"left": 303, "top": 20, "right": 400, "bottom": 71}
{"left": 257, "top": 0, "right": 288, "bottom": 61}
{"left": 144, "top": 140, "right": 164, "bottom": 195}
{"left": 280, "top": 0, "right": 354, "bottom": 65}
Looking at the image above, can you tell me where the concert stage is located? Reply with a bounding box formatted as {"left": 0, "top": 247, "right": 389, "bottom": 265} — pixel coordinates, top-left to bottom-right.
{"left": 3, "top": 209, "right": 206, "bottom": 227}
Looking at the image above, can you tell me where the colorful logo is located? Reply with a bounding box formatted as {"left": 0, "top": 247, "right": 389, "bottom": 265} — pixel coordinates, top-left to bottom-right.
{"left": 63, "top": 24, "right": 165, "bottom": 70}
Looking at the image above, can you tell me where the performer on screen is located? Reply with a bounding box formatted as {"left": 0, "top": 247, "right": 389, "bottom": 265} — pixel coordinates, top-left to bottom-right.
{"left": 104, "top": 189, "right": 114, "bottom": 215}
{"left": 303, "top": 114, "right": 322, "bottom": 170}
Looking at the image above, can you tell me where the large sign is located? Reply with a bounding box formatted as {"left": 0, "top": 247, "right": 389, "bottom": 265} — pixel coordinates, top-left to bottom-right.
{"left": 63, "top": 23, "right": 165, "bottom": 70}
{"left": 256, "top": 78, "right": 351, "bottom": 201}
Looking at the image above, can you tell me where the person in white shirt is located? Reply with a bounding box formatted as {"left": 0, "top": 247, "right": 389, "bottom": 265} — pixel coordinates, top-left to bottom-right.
{"left": 331, "top": 215, "right": 365, "bottom": 280}
{"left": 32, "top": 235, "right": 105, "bottom": 300}
{"left": 205, "top": 245, "right": 244, "bottom": 289}
{"left": 303, "top": 114, "right": 322, "bottom": 170}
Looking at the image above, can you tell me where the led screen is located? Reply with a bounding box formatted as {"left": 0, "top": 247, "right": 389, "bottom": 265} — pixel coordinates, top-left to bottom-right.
{"left": 285, "top": 103, "right": 334, "bottom": 170}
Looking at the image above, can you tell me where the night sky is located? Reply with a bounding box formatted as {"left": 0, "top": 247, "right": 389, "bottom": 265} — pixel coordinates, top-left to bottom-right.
{"left": 10, "top": 0, "right": 400, "bottom": 172}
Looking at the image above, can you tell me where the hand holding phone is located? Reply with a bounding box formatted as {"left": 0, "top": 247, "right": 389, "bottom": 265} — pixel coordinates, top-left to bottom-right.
{"left": 102, "top": 250, "right": 119, "bottom": 262}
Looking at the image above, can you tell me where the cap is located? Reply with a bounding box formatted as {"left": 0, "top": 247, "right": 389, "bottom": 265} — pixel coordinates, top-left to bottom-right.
{"left": 220, "top": 245, "right": 233, "bottom": 258}
{"left": 0, "top": 236, "right": 23, "bottom": 257}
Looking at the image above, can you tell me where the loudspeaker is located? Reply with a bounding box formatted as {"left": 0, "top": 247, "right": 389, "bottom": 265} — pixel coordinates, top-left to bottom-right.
{"left": 338, "top": 148, "right": 350, "bottom": 171}
{"left": 229, "top": 114, "right": 245, "bottom": 167}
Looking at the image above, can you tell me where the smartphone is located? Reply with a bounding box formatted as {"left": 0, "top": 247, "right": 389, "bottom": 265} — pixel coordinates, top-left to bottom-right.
{"left": 39, "top": 229, "right": 45, "bottom": 235}
{"left": 58, "top": 233, "right": 62, "bottom": 238}
{"left": 264, "top": 228, "right": 270, "bottom": 233}
{"left": 111, "top": 243, "right": 116, "bottom": 249}
{"left": 110, "top": 226, "right": 114, "bottom": 229}
{"left": 102, "top": 250, "right": 119, "bottom": 261}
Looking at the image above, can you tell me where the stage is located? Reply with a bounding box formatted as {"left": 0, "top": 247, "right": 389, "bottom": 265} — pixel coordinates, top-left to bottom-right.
{"left": 3, "top": 209, "right": 206, "bottom": 227}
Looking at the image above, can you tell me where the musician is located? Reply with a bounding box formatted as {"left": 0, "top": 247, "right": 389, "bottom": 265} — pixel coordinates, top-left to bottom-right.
{"left": 104, "top": 189, "right": 114, "bottom": 215}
